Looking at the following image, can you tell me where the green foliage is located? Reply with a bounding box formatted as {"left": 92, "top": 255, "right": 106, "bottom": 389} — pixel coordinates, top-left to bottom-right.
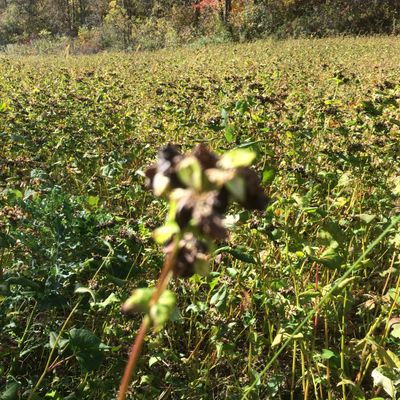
{"left": 68, "top": 329, "right": 104, "bottom": 372}
{"left": 0, "top": 382, "right": 20, "bottom": 400}
{"left": 1, "top": 38, "right": 400, "bottom": 399}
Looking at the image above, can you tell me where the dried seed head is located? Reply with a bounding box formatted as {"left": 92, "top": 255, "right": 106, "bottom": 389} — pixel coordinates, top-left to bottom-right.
{"left": 211, "top": 187, "right": 229, "bottom": 214}
{"left": 145, "top": 144, "right": 186, "bottom": 195}
{"left": 170, "top": 233, "right": 209, "bottom": 278}
{"left": 236, "top": 168, "right": 269, "bottom": 210}
{"left": 159, "top": 144, "right": 181, "bottom": 164}
{"left": 144, "top": 165, "right": 157, "bottom": 189}
{"left": 192, "top": 143, "right": 218, "bottom": 170}
{"left": 192, "top": 191, "right": 228, "bottom": 240}
{"left": 146, "top": 144, "right": 268, "bottom": 253}
{"left": 175, "top": 196, "right": 195, "bottom": 230}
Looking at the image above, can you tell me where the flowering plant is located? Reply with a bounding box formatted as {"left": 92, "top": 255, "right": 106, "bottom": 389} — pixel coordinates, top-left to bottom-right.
{"left": 118, "top": 144, "right": 268, "bottom": 399}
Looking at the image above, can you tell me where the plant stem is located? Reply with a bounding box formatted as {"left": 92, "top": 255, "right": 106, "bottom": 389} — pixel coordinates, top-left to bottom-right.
{"left": 117, "top": 238, "right": 179, "bottom": 400}
{"left": 29, "top": 299, "right": 82, "bottom": 400}
{"left": 117, "top": 315, "right": 152, "bottom": 400}
{"left": 48, "top": 354, "right": 75, "bottom": 371}
{"left": 241, "top": 215, "right": 400, "bottom": 400}
{"left": 340, "top": 290, "right": 347, "bottom": 400}
{"left": 290, "top": 340, "right": 297, "bottom": 400}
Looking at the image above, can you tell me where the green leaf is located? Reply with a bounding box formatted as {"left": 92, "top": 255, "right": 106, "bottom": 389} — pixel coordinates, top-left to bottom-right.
{"left": 6, "top": 189, "right": 23, "bottom": 201}
{"left": 321, "top": 277, "right": 357, "bottom": 297}
{"left": 371, "top": 366, "right": 400, "bottom": 398}
{"left": 262, "top": 168, "right": 276, "bottom": 184}
{"left": 336, "top": 277, "right": 357, "bottom": 290}
{"left": 321, "top": 349, "right": 335, "bottom": 360}
{"left": 218, "top": 148, "right": 256, "bottom": 169}
{"left": 392, "top": 177, "right": 400, "bottom": 196}
{"left": 226, "top": 267, "right": 238, "bottom": 278}
{"left": 224, "top": 125, "right": 235, "bottom": 143}
{"left": 215, "top": 246, "right": 256, "bottom": 264}
{"left": 271, "top": 331, "right": 284, "bottom": 348}
{"left": 366, "top": 337, "right": 400, "bottom": 368}
{"left": 361, "top": 100, "right": 382, "bottom": 117}
{"left": 221, "top": 108, "right": 229, "bottom": 127}
{"left": 235, "top": 99, "right": 249, "bottom": 114}
{"left": 227, "top": 247, "right": 256, "bottom": 264}
{"left": 208, "top": 276, "right": 220, "bottom": 291}
{"left": 86, "top": 195, "right": 99, "bottom": 208}
{"left": 75, "top": 350, "right": 103, "bottom": 373}
{"left": 49, "top": 332, "right": 58, "bottom": 349}
{"left": 387, "top": 288, "right": 400, "bottom": 305}
{"left": 1, "top": 382, "right": 19, "bottom": 400}
{"left": 391, "top": 324, "right": 400, "bottom": 339}
{"left": 271, "top": 329, "right": 304, "bottom": 348}
{"left": 122, "top": 288, "right": 155, "bottom": 314}
{"left": 265, "top": 374, "right": 285, "bottom": 397}
{"left": 44, "top": 390, "right": 62, "bottom": 399}
{"left": 216, "top": 341, "right": 235, "bottom": 359}
{"left": 153, "top": 222, "right": 179, "bottom": 244}
{"left": 316, "top": 241, "right": 343, "bottom": 269}
{"left": 69, "top": 328, "right": 101, "bottom": 350}
{"left": 69, "top": 328, "right": 103, "bottom": 372}
{"left": 318, "top": 221, "right": 347, "bottom": 245}
{"left": 74, "top": 286, "right": 96, "bottom": 302}
{"left": 210, "top": 284, "right": 228, "bottom": 311}
{"left": 0, "top": 102, "right": 9, "bottom": 113}
{"left": 225, "top": 175, "right": 246, "bottom": 202}
{"left": 96, "top": 293, "right": 119, "bottom": 309}
{"left": 176, "top": 156, "right": 203, "bottom": 191}
{"left": 148, "top": 356, "right": 160, "bottom": 367}
{"left": 358, "top": 214, "right": 376, "bottom": 224}
{"left": 150, "top": 290, "right": 177, "bottom": 330}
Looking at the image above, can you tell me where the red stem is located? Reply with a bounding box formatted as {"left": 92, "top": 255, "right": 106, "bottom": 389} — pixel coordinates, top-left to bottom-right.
{"left": 117, "top": 242, "right": 179, "bottom": 400}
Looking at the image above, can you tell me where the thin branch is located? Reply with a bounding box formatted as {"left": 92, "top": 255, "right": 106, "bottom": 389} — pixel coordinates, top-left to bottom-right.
{"left": 117, "top": 240, "right": 179, "bottom": 400}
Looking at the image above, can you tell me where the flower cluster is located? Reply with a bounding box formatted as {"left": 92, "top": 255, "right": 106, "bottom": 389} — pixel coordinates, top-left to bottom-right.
{"left": 145, "top": 144, "right": 268, "bottom": 278}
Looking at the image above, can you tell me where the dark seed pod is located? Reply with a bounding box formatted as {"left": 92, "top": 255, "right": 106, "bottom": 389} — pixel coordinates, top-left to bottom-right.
{"left": 197, "top": 214, "right": 228, "bottom": 240}
{"left": 212, "top": 187, "right": 229, "bottom": 214}
{"left": 173, "top": 247, "right": 196, "bottom": 278}
{"left": 171, "top": 234, "right": 209, "bottom": 278}
{"left": 157, "top": 144, "right": 186, "bottom": 189}
{"left": 167, "top": 171, "right": 185, "bottom": 189}
{"left": 145, "top": 144, "right": 188, "bottom": 195}
{"left": 192, "top": 191, "right": 228, "bottom": 240}
{"left": 237, "top": 168, "right": 269, "bottom": 211}
{"left": 159, "top": 144, "right": 181, "bottom": 164}
{"left": 175, "top": 198, "right": 194, "bottom": 229}
{"left": 144, "top": 165, "right": 157, "bottom": 189}
{"left": 192, "top": 144, "right": 218, "bottom": 170}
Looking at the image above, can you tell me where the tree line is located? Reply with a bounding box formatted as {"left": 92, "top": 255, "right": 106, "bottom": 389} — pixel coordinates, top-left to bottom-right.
{"left": 1, "top": 0, "right": 399, "bottom": 53}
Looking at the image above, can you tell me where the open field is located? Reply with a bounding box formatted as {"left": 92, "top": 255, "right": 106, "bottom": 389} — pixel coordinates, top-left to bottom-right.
{"left": 1, "top": 37, "right": 400, "bottom": 399}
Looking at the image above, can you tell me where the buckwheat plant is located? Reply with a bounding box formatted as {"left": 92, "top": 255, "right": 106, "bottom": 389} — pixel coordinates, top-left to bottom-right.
{"left": 118, "top": 144, "right": 268, "bottom": 400}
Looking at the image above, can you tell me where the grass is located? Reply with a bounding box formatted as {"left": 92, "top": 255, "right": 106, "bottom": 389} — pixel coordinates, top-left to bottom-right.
{"left": 1, "top": 37, "right": 400, "bottom": 399}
